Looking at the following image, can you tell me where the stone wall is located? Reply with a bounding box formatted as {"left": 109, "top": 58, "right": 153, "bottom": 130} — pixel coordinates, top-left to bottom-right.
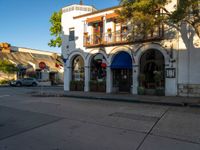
{"left": 178, "top": 84, "right": 200, "bottom": 97}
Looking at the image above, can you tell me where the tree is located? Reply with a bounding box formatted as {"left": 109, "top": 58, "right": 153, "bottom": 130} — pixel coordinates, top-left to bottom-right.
{"left": 0, "top": 60, "right": 18, "bottom": 75}
{"left": 118, "top": 0, "right": 200, "bottom": 38}
{"left": 48, "top": 10, "right": 62, "bottom": 47}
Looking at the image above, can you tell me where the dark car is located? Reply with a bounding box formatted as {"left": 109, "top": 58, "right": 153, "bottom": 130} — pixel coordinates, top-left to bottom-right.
{"left": 10, "top": 78, "right": 38, "bottom": 87}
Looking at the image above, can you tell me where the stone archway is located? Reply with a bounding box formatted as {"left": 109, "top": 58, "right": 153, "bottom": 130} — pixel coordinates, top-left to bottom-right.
{"left": 139, "top": 49, "right": 165, "bottom": 95}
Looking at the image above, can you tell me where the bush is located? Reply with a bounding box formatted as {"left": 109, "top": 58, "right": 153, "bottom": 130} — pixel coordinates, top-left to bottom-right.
{"left": 90, "top": 80, "right": 106, "bottom": 92}
{"left": 138, "top": 86, "right": 145, "bottom": 95}
{"left": 155, "top": 87, "right": 165, "bottom": 96}
{"left": 0, "top": 79, "right": 11, "bottom": 85}
{"left": 70, "top": 80, "right": 84, "bottom": 91}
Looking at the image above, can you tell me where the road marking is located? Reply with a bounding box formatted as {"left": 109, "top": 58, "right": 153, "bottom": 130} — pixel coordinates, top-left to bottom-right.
{"left": 0, "top": 95, "right": 10, "bottom": 98}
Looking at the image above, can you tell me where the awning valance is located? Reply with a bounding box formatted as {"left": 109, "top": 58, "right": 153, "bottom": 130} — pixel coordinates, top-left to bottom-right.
{"left": 86, "top": 16, "right": 103, "bottom": 23}
{"left": 111, "top": 52, "right": 132, "bottom": 69}
{"left": 106, "top": 13, "right": 119, "bottom": 19}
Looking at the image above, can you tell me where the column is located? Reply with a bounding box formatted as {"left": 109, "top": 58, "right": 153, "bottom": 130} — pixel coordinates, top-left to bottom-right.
{"left": 165, "top": 67, "right": 177, "bottom": 96}
{"left": 84, "top": 66, "right": 90, "bottom": 92}
{"left": 132, "top": 66, "right": 139, "bottom": 94}
{"left": 64, "top": 64, "right": 71, "bottom": 91}
{"left": 106, "top": 66, "right": 112, "bottom": 93}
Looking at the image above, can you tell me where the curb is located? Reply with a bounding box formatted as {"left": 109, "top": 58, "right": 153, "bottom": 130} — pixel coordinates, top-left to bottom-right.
{"left": 32, "top": 93, "right": 198, "bottom": 107}
{"left": 0, "top": 85, "right": 9, "bottom": 87}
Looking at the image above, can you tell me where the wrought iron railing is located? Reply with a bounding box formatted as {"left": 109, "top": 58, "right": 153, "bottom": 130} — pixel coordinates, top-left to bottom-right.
{"left": 83, "top": 26, "right": 164, "bottom": 47}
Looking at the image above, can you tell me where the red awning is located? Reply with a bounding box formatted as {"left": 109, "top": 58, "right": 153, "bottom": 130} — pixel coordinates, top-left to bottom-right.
{"left": 106, "top": 13, "right": 119, "bottom": 19}
{"left": 86, "top": 16, "right": 103, "bottom": 23}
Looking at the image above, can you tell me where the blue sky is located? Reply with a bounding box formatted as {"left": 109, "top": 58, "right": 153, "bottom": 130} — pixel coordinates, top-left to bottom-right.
{"left": 0, "top": 0, "right": 118, "bottom": 53}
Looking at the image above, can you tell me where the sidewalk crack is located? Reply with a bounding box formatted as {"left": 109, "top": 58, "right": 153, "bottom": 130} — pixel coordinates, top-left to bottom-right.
{"left": 136, "top": 107, "right": 170, "bottom": 150}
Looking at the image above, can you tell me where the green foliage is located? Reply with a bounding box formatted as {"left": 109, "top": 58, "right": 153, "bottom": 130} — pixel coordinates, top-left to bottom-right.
{"left": 119, "top": 0, "right": 200, "bottom": 38}
{"left": 70, "top": 80, "right": 84, "bottom": 91}
{"left": 48, "top": 10, "right": 62, "bottom": 47}
{"left": 0, "top": 60, "right": 18, "bottom": 74}
{"left": 0, "top": 79, "right": 11, "bottom": 85}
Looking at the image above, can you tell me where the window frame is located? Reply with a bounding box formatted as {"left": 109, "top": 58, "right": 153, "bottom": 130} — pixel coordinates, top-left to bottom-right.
{"left": 69, "top": 28, "right": 75, "bottom": 41}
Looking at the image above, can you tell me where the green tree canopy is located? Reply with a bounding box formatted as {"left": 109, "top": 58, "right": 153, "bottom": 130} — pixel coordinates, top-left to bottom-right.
{"left": 0, "top": 60, "right": 18, "bottom": 74}
{"left": 118, "top": 0, "right": 200, "bottom": 38}
{"left": 48, "top": 10, "right": 62, "bottom": 47}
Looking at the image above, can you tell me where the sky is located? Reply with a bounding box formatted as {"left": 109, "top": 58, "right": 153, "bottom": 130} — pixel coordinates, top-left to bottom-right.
{"left": 0, "top": 0, "right": 119, "bottom": 53}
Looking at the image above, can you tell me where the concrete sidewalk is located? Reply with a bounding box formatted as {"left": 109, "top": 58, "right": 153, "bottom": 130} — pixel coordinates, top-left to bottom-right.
{"left": 34, "top": 90, "right": 200, "bottom": 107}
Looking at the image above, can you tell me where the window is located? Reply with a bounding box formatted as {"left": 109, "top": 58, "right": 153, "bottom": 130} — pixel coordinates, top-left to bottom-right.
{"left": 69, "top": 28, "right": 75, "bottom": 41}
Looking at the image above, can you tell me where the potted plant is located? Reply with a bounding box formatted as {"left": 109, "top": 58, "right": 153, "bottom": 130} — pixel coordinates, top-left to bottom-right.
{"left": 138, "top": 74, "right": 146, "bottom": 95}
{"left": 122, "top": 26, "right": 128, "bottom": 32}
{"left": 107, "top": 28, "right": 112, "bottom": 36}
{"left": 84, "top": 32, "right": 88, "bottom": 36}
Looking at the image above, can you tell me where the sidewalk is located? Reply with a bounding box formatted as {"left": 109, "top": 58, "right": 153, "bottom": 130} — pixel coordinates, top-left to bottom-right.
{"left": 34, "top": 90, "right": 200, "bottom": 107}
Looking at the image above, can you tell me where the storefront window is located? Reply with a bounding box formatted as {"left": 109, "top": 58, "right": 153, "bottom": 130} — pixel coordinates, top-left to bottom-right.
{"left": 140, "top": 49, "right": 165, "bottom": 88}
{"left": 72, "top": 56, "right": 84, "bottom": 81}
{"left": 90, "top": 54, "right": 106, "bottom": 81}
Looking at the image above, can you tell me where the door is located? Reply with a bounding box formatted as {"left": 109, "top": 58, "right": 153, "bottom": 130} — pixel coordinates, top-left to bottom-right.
{"left": 93, "top": 22, "right": 103, "bottom": 44}
{"left": 113, "top": 69, "right": 132, "bottom": 92}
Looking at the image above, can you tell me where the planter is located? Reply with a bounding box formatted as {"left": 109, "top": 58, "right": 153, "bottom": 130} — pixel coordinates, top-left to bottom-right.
{"left": 138, "top": 86, "right": 145, "bottom": 95}
{"left": 155, "top": 87, "right": 165, "bottom": 96}
{"left": 97, "top": 81, "right": 106, "bottom": 92}
{"left": 90, "top": 80, "right": 98, "bottom": 92}
{"left": 70, "top": 81, "right": 84, "bottom": 91}
{"left": 90, "top": 80, "right": 106, "bottom": 92}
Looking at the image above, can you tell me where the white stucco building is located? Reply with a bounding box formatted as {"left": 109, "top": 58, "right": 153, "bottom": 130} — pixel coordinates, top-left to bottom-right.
{"left": 61, "top": 1, "right": 200, "bottom": 97}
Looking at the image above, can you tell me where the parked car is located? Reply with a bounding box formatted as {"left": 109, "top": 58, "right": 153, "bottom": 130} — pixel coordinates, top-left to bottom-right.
{"left": 10, "top": 78, "right": 38, "bottom": 87}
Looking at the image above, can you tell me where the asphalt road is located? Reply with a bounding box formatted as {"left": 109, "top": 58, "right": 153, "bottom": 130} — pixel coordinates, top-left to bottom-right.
{"left": 0, "top": 87, "right": 200, "bottom": 150}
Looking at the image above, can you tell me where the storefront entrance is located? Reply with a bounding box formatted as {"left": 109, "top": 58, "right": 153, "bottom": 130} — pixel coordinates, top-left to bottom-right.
{"left": 139, "top": 49, "right": 165, "bottom": 95}
{"left": 113, "top": 69, "right": 132, "bottom": 92}
{"left": 111, "top": 52, "right": 132, "bottom": 93}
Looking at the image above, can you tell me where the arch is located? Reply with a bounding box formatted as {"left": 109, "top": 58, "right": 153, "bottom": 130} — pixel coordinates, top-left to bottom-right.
{"left": 85, "top": 49, "right": 108, "bottom": 67}
{"left": 69, "top": 54, "right": 85, "bottom": 91}
{"left": 111, "top": 51, "right": 132, "bottom": 69}
{"left": 89, "top": 53, "right": 107, "bottom": 92}
{"left": 111, "top": 51, "right": 133, "bottom": 93}
{"left": 135, "top": 43, "right": 169, "bottom": 66}
{"left": 71, "top": 55, "right": 85, "bottom": 81}
{"left": 139, "top": 49, "right": 165, "bottom": 91}
{"left": 108, "top": 46, "right": 134, "bottom": 66}
{"left": 68, "top": 51, "right": 85, "bottom": 68}
{"left": 90, "top": 53, "right": 107, "bottom": 81}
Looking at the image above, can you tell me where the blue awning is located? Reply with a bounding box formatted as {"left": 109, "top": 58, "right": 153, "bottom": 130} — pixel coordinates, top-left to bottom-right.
{"left": 111, "top": 52, "right": 132, "bottom": 69}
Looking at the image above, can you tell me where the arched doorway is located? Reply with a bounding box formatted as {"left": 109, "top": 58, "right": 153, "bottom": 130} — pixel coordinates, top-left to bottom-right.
{"left": 90, "top": 53, "right": 107, "bottom": 92}
{"left": 111, "top": 51, "right": 132, "bottom": 92}
{"left": 139, "top": 49, "right": 165, "bottom": 95}
{"left": 71, "top": 55, "right": 84, "bottom": 91}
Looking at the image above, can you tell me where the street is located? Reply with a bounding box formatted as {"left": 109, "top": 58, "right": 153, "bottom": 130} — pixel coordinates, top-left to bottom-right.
{"left": 0, "top": 87, "right": 200, "bottom": 150}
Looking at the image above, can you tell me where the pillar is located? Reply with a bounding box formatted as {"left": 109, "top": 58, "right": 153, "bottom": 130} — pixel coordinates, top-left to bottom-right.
{"left": 84, "top": 66, "right": 90, "bottom": 92}
{"left": 64, "top": 63, "right": 71, "bottom": 91}
{"left": 132, "top": 65, "right": 139, "bottom": 94}
{"left": 106, "top": 66, "right": 112, "bottom": 93}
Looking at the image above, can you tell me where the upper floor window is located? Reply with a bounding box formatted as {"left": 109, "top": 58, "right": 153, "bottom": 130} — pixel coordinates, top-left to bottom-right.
{"left": 69, "top": 28, "right": 75, "bottom": 41}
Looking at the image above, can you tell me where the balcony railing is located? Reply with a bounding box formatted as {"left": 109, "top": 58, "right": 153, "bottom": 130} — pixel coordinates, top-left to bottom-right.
{"left": 83, "top": 27, "right": 164, "bottom": 48}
